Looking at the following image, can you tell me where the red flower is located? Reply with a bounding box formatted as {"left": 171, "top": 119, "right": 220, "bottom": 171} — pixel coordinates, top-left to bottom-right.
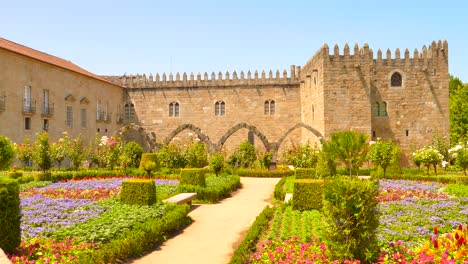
{"left": 433, "top": 239, "right": 439, "bottom": 249}
{"left": 434, "top": 227, "right": 438, "bottom": 235}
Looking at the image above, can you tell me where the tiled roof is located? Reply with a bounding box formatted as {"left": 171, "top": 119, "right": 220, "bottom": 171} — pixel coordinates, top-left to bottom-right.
{"left": 0, "top": 37, "right": 123, "bottom": 88}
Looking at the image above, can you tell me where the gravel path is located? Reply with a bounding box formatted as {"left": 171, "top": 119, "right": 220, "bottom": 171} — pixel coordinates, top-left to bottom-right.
{"left": 130, "top": 177, "right": 279, "bottom": 264}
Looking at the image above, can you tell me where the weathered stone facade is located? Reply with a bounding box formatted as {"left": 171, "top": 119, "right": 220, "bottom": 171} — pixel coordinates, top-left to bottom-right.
{"left": 0, "top": 37, "right": 449, "bottom": 164}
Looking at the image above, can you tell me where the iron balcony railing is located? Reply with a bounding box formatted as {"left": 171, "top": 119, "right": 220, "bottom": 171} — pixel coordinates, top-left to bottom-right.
{"left": 22, "top": 101, "right": 36, "bottom": 114}
{"left": 97, "top": 111, "right": 112, "bottom": 122}
{"left": 0, "top": 96, "right": 5, "bottom": 111}
{"left": 42, "top": 103, "right": 54, "bottom": 116}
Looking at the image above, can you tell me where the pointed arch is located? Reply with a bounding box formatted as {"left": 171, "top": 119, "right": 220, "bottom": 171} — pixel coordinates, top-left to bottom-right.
{"left": 163, "top": 123, "right": 214, "bottom": 149}
{"left": 275, "top": 122, "right": 323, "bottom": 153}
{"left": 114, "top": 124, "right": 158, "bottom": 152}
{"left": 217, "top": 122, "right": 270, "bottom": 151}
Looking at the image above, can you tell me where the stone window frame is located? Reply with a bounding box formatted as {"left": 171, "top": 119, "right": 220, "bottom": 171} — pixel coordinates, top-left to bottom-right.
{"left": 124, "top": 102, "right": 135, "bottom": 119}
{"left": 389, "top": 70, "right": 404, "bottom": 89}
{"left": 264, "top": 99, "right": 275, "bottom": 115}
{"left": 215, "top": 101, "right": 225, "bottom": 116}
{"left": 169, "top": 101, "right": 180, "bottom": 117}
{"left": 373, "top": 102, "right": 380, "bottom": 116}
{"left": 381, "top": 101, "right": 388, "bottom": 117}
{"left": 66, "top": 106, "right": 73, "bottom": 128}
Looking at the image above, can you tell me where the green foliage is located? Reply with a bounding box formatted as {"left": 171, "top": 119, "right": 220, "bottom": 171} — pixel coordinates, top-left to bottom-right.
{"left": 34, "top": 172, "right": 52, "bottom": 182}
{"left": 0, "top": 136, "right": 15, "bottom": 170}
{"left": 7, "top": 171, "right": 23, "bottom": 179}
{"left": 315, "top": 150, "right": 337, "bottom": 178}
{"left": 273, "top": 176, "right": 289, "bottom": 201}
{"left": 157, "top": 144, "right": 187, "bottom": 169}
{"left": 431, "top": 132, "right": 451, "bottom": 162}
{"left": 19, "top": 180, "right": 52, "bottom": 191}
{"left": 449, "top": 76, "right": 468, "bottom": 143}
{"left": 322, "top": 130, "right": 369, "bottom": 177}
{"left": 177, "top": 174, "right": 241, "bottom": 203}
{"left": 259, "top": 150, "right": 273, "bottom": 170}
{"left": 50, "top": 140, "right": 67, "bottom": 168}
{"left": 412, "top": 146, "right": 443, "bottom": 175}
{"left": 233, "top": 169, "right": 294, "bottom": 178}
{"left": 449, "top": 142, "right": 468, "bottom": 176}
{"left": 0, "top": 177, "right": 21, "bottom": 253}
{"left": 295, "top": 168, "right": 316, "bottom": 179}
{"left": 368, "top": 139, "right": 400, "bottom": 177}
{"left": 185, "top": 141, "right": 209, "bottom": 168}
{"left": 121, "top": 141, "right": 144, "bottom": 168}
{"left": 180, "top": 168, "right": 207, "bottom": 187}
{"left": 293, "top": 179, "right": 324, "bottom": 211}
{"left": 66, "top": 134, "right": 85, "bottom": 169}
{"left": 120, "top": 179, "right": 157, "bottom": 206}
{"left": 32, "top": 132, "right": 52, "bottom": 172}
{"left": 444, "top": 184, "right": 468, "bottom": 197}
{"left": 139, "top": 153, "right": 160, "bottom": 176}
{"left": 17, "top": 138, "right": 33, "bottom": 166}
{"left": 228, "top": 206, "right": 276, "bottom": 264}
{"left": 282, "top": 142, "right": 319, "bottom": 168}
{"left": 322, "top": 178, "right": 380, "bottom": 263}
{"left": 228, "top": 141, "right": 257, "bottom": 168}
{"left": 210, "top": 153, "right": 225, "bottom": 176}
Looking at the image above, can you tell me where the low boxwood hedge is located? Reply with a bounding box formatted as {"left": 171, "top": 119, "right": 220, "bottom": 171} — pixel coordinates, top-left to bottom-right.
{"left": 295, "top": 168, "right": 316, "bottom": 179}
{"left": 180, "top": 168, "right": 207, "bottom": 187}
{"left": 177, "top": 174, "right": 241, "bottom": 203}
{"left": 0, "top": 177, "right": 21, "bottom": 253}
{"left": 121, "top": 179, "right": 157, "bottom": 206}
{"left": 293, "top": 179, "right": 324, "bottom": 211}
{"left": 229, "top": 206, "right": 276, "bottom": 264}
{"left": 233, "top": 169, "right": 294, "bottom": 178}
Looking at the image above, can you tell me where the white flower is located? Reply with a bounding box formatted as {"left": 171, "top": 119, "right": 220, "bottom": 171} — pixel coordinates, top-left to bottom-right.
{"left": 369, "top": 141, "right": 376, "bottom": 145}
{"left": 442, "top": 160, "right": 449, "bottom": 168}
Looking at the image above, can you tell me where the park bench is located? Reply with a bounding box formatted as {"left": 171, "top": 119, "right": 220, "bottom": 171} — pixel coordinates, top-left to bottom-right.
{"left": 163, "top": 193, "right": 197, "bottom": 205}
{"left": 285, "top": 193, "right": 293, "bottom": 203}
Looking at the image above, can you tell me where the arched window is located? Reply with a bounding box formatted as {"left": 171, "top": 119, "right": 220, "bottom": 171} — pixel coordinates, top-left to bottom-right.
{"left": 169, "top": 102, "right": 179, "bottom": 117}
{"left": 312, "top": 104, "right": 315, "bottom": 123}
{"left": 374, "top": 102, "right": 380, "bottom": 116}
{"left": 248, "top": 131, "right": 254, "bottom": 145}
{"left": 124, "top": 103, "right": 130, "bottom": 119}
{"left": 381, "top": 101, "right": 388, "bottom": 117}
{"left": 215, "top": 101, "right": 225, "bottom": 116}
{"left": 264, "top": 100, "right": 275, "bottom": 115}
{"left": 391, "top": 72, "right": 402, "bottom": 87}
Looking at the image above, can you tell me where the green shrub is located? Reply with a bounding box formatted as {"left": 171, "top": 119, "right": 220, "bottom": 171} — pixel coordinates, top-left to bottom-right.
{"left": 157, "top": 144, "right": 187, "bottom": 169}
{"left": 234, "top": 169, "right": 294, "bottom": 178}
{"left": 185, "top": 142, "right": 209, "bottom": 168}
{"left": 34, "top": 172, "right": 52, "bottom": 182}
{"left": 282, "top": 142, "right": 319, "bottom": 168}
{"left": 32, "top": 132, "right": 52, "bottom": 172}
{"left": 315, "top": 151, "right": 337, "bottom": 178}
{"left": 293, "top": 179, "right": 324, "bottom": 211}
{"left": 139, "top": 153, "right": 160, "bottom": 176}
{"left": 0, "top": 136, "right": 15, "bottom": 170}
{"left": 228, "top": 141, "right": 257, "bottom": 168}
{"left": 0, "top": 177, "right": 21, "bottom": 253}
{"left": 322, "top": 178, "right": 379, "bottom": 263}
{"left": 229, "top": 206, "right": 276, "bottom": 264}
{"left": 273, "top": 176, "right": 288, "bottom": 201}
{"left": 180, "top": 168, "right": 207, "bottom": 187}
{"left": 445, "top": 184, "right": 468, "bottom": 197}
{"left": 17, "top": 175, "right": 34, "bottom": 184}
{"left": 121, "top": 179, "right": 156, "bottom": 206}
{"left": 121, "top": 141, "right": 144, "bottom": 168}
{"left": 368, "top": 139, "right": 400, "bottom": 177}
{"left": 295, "top": 168, "right": 316, "bottom": 179}
{"left": 210, "top": 153, "right": 225, "bottom": 176}
{"left": 7, "top": 171, "right": 23, "bottom": 179}
{"left": 177, "top": 174, "right": 241, "bottom": 203}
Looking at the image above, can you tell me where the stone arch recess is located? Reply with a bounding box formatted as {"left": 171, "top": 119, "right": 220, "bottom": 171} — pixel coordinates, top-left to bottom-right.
{"left": 114, "top": 124, "right": 158, "bottom": 152}
{"left": 275, "top": 122, "right": 324, "bottom": 153}
{"left": 163, "top": 123, "right": 215, "bottom": 149}
{"left": 217, "top": 122, "right": 271, "bottom": 151}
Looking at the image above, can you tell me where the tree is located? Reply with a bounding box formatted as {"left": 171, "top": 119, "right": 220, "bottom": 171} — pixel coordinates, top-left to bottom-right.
{"left": 0, "top": 136, "right": 15, "bottom": 170}
{"left": 50, "top": 140, "right": 67, "bottom": 168}
{"left": 17, "top": 138, "right": 33, "bottom": 167}
{"left": 412, "top": 147, "right": 443, "bottom": 175}
{"left": 449, "top": 142, "right": 468, "bottom": 176}
{"left": 32, "top": 132, "right": 52, "bottom": 172}
{"left": 185, "top": 141, "right": 208, "bottom": 168}
{"left": 322, "top": 130, "right": 369, "bottom": 176}
{"left": 120, "top": 141, "right": 144, "bottom": 168}
{"left": 282, "top": 142, "right": 319, "bottom": 168}
{"left": 228, "top": 141, "right": 257, "bottom": 168}
{"left": 210, "top": 153, "right": 225, "bottom": 176}
{"left": 66, "top": 135, "right": 85, "bottom": 169}
{"left": 368, "top": 139, "right": 399, "bottom": 177}
{"left": 449, "top": 76, "right": 468, "bottom": 143}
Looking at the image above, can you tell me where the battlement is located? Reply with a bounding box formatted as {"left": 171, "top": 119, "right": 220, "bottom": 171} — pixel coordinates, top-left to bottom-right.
{"left": 303, "top": 40, "right": 448, "bottom": 69}
{"left": 104, "top": 66, "right": 301, "bottom": 89}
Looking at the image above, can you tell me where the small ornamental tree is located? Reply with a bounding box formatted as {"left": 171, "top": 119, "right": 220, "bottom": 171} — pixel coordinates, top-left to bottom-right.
{"left": 50, "top": 139, "right": 67, "bottom": 168}
{"left": 17, "top": 138, "right": 33, "bottom": 167}
{"left": 0, "top": 136, "right": 15, "bottom": 170}
{"left": 210, "top": 153, "right": 225, "bottom": 176}
{"left": 449, "top": 141, "right": 468, "bottom": 176}
{"left": 139, "top": 153, "right": 160, "bottom": 176}
{"left": 121, "top": 141, "right": 144, "bottom": 168}
{"left": 157, "top": 144, "right": 187, "bottom": 169}
{"left": 66, "top": 135, "right": 85, "bottom": 169}
{"left": 282, "top": 142, "right": 319, "bottom": 168}
{"left": 259, "top": 150, "right": 273, "bottom": 170}
{"left": 412, "top": 146, "right": 443, "bottom": 175}
{"left": 32, "top": 132, "right": 52, "bottom": 172}
{"left": 322, "top": 130, "right": 369, "bottom": 177}
{"left": 368, "top": 139, "right": 400, "bottom": 177}
{"left": 185, "top": 141, "right": 209, "bottom": 168}
{"left": 228, "top": 141, "right": 257, "bottom": 168}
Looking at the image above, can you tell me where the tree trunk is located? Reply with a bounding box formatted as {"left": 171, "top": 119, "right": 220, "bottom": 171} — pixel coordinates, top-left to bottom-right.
{"left": 433, "top": 164, "right": 437, "bottom": 175}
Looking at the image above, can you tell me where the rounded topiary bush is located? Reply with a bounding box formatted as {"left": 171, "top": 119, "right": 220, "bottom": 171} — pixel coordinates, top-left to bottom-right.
{"left": 180, "top": 168, "right": 207, "bottom": 187}
{"left": 139, "top": 153, "right": 160, "bottom": 176}
{"left": 0, "top": 177, "right": 21, "bottom": 253}
{"left": 121, "top": 179, "right": 156, "bottom": 206}
{"left": 7, "top": 171, "right": 23, "bottom": 179}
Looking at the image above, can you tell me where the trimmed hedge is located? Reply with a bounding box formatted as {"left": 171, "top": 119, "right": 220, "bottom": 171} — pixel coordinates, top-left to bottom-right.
{"left": 229, "top": 206, "right": 276, "bottom": 264}
{"left": 7, "top": 171, "right": 23, "bottom": 179}
{"left": 76, "top": 204, "right": 191, "bottom": 264}
{"left": 0, "top": 177, "right": 21, "bottom": 253}
{"left": 295, "top": 168, "right": 316, "bottom": 179}
{"left": 121, "top": 179, "right": 156, "bottom": 206}
{"left": 384, "top": 173, "right": 468, "bottom": 185}
{"left": 139, "top": 153, "right": 160, "bottom": 175}
{"left": 180, "top": 168, "right": 207, "bottom": 187}
{"left": 273, "top": 176, "right": 288, "bottom": 201}
{"left": 34, "top": 172, "right": 52, "bottom": 182}
{"left": 178, "top": 174, "right": 241, "bottom": 203}
{"left": 233, "top": 169, "right": 294, "bottom": 178}
{"left": 293, "top": 179, "right": 324, "bottom": 211}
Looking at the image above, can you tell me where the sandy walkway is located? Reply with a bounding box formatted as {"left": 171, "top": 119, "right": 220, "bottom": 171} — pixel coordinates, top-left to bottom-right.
{"left": 131, "top": 177, "right": 279, "bottom": 264}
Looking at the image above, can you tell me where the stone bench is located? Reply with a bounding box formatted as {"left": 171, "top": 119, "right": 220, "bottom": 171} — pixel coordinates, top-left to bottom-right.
{"left": 357, "top": 176, "right": 371, "bottom": 180}
{"left": 285, "top": 193, "right": 293, "bottom": 203}
{"left": 163, "top": 193, "right": 197, "bottom": 205}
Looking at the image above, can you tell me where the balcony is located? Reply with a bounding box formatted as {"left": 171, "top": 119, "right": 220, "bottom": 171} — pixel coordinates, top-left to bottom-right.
{"left": 42, "top": 103, "right": 54, "bottom": 117}
{"left": 97, "top": 111, "right": 112, "bottom": 123}
{"left": 116, "top": 113, "right": 124, "bottom": 124}
{"left": 0, "top": 96, "right": 5, "bottom": 111}
{"left": 22, "top": 101, "right": 36, "bottom": 114}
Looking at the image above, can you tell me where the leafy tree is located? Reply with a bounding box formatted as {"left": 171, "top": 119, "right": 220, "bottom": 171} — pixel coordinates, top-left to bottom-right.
{"left": 17, "top": 138, "right": 33, "bottom": 167}
{"left": 282, "top": 142, "right": 319, "bottom": 168}
{"left": 66, "top": 135, "right": 85, "bottom": 169}
{"left": 228, "top": 141, "right": 257, "bottom": 168}
{"left": 157, "top": 144, "right": 187, "bottom": 169}
{"left": 0, "top": 136, "right": 15, "bottom": 170}
{"left": 412, "top": 146, "right": 443, "bottom": 175}
{"left": 449, "top": 76, "right": 468, "bottom": 143}
{"left": 322, "top": 130, "right": 369, "bottom": 177}
{"left": 259, "top": 150, "right": 273, "bottom": 170}
{"left": 32, "top": 132, "right": 52, "bottom": 172}
{"left": 185, "top": 141, "right": 208, "bottom": 168}
{"left": 368, "top": 139, "right": 400, "bottom": 177}
{"left": 120, "top": 141, "right": 144, "bottom": 168}
{"left": 449, "top": 142, "right": 468, "bottom": 176}
{"left": 210, "top": 153, "right": 225, "bottom": 176}
{"left": 50, "top": 140, "right": 67, "bottom": 168}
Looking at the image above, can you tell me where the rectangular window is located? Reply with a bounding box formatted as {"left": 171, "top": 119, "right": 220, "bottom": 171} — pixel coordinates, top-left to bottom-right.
{"left": 406, "top": 130, "right": 409, "bottom": 137}
{"left": 66, "top": 106, "right": 73, "bottom": 128}
{"left": 24, "top": 86, "right": 31, "bottom": 107}
{"left": 96, "top": 101, "right": 101, "bottom": 121}
{"left": 372, "top": 131, "right": 376, "bottom": 138}
{"left": 81, "top": 109, "right": 87, "bottom": 128}
{"left": 24, "top": 117, "right": 31, "bottom": 130}
{"left": 169, "top": 104, "right": 174, "bottom": 117}
{"left": 43, "top": 119, "right": 49, "bottom": 131}
{"left": 174, "top": 103, "right": 179, "bottom": 117}
{"left": 104, "top": 102, "right": 108, "bottom": 121}
{"left": 220, "top": 102, "right": 225, "bottom": 116}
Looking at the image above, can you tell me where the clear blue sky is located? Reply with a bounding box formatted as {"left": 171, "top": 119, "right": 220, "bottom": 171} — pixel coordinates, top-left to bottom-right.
{"left": 1, "top": 0, "right": 467, "bottom": 81}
